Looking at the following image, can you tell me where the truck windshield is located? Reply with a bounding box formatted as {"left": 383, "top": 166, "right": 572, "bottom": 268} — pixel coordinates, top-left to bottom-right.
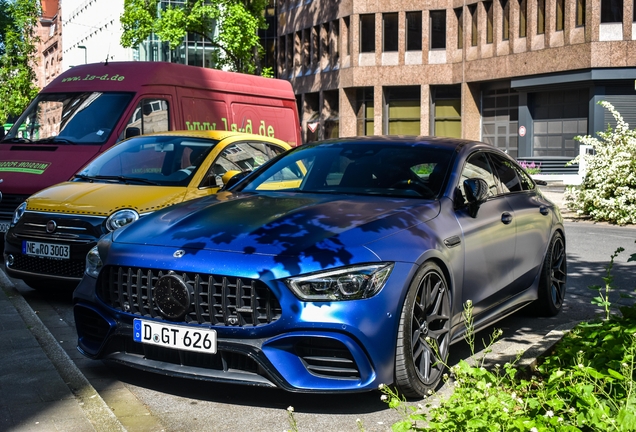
{"left": 2, "top": 92, "right": 133, "bottom": 144}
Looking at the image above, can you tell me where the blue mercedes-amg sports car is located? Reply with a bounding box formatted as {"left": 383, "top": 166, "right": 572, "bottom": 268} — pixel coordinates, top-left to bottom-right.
{"left": 73, "top": 136, "right": 566, "bottom": 397}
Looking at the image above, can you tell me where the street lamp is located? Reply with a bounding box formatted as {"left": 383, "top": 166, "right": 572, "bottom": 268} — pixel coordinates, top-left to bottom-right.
{"left": 78, "top": 45, "right": 87, "bottom": 64}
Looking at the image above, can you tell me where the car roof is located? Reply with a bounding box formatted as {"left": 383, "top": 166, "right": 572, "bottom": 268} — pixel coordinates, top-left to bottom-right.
{"left": 128, "top": 130, "right": 291, "bottom": 148}
{"left": 312, "top": 135, "right": 478, "bottom": 150}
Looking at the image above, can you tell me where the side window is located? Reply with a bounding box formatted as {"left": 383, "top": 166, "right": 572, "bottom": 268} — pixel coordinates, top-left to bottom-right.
{"left": 489, "top": 154, "right": 525, "bottom": 194}
{"left": 459, "top": 152, "right": 499, "bottom": 201}
{"left": 203, "top": 142, "right": 274, "bottom": 188}
{"left": 122, "top": 98, "right": 170, "bottom": 139}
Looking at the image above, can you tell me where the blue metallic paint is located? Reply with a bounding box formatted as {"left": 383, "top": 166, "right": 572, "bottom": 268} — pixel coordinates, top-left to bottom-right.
{"left": 73, "top": 137, "right": 565, "bottom": 395}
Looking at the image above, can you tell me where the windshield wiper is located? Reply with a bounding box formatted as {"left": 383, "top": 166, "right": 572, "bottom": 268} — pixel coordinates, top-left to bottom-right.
{"left": 1, "top": 137, "right": 33, "bottom": 143}
{"left": 35, "top": 137, "right": 76, "bottom": 144}
{"left": 73, "top": 174, "right": 160, "bottom": 185}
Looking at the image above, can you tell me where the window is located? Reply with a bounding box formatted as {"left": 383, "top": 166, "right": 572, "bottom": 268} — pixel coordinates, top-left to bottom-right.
{"left": 601, "top": 0, "right": 622, "bottom": 22}
{"left": 490, "top": 154, "right": 524, "bottom": 193}
{"left": 501, "top": 0, "right": 510, "bottom": 40}
{"left": 469, "top": 4, "right": 478, "bottom": 46}
{"left": 519, "top": 0, "right": 527, "bottom": 37}
{"left": 360, "top": 14, "right": 375, "bottom": 53}
{"left": 323, "top": 90, "right": 339, "bottom": 139}
{"left": 485, "top": 2, "right": 494, "bottom": 43}
{"left": 331, "top": 21, "right": 340, "bottom": 67}
{"left": 433, "top": 86, "right": 461, "bottom": 139}
{"left": 385, "top": 86, "right": 421, "bottom": 135}
{"left": 205, "top": 142, "right": 279, "bottom": 188}
{"left": 455, "top": 8, "right": 464, "bottom": 49}
{"left": 125, "top": 99, "right": 170, "bottom": 136}
{"left": 537, "top": 0, "right": 546, "bottom": 34}
{"left": 459, "top": 152, "right": 498, "bottom": 202}
{"left": 356, "top": 88, "right": 374, "bottom": 136}
{"left": 383, "top": 13, "right": 398, "bottom": 52}
{"left": 430, "top": 10, "right": 447, "bottom": 49}
{"left": 556, "top": 0, "right": 565, "bottom": 31}
{"left": 406, "top": 11, "right": 422, "bottom": 51}
{"left": 576, "top": 0, "right": 586, "bottom": 26}
{"left": 343, "top": 16, "right": 351, "bottom": 57}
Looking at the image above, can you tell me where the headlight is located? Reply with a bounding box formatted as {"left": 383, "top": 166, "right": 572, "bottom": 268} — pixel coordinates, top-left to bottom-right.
{"left": 12, "top": 202, "right": 27, "bottom": 225}
{"left": 85, "top": 245, "right": 103, "bottom": 278}
{"left": 105, "top": 209, "right": 139, "bottom": 231}
{"left": 285, "top": 263, "right": 394, "bottom": 301}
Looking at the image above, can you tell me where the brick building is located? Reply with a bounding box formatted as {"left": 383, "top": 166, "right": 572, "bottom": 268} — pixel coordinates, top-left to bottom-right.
{"left": 35, "top": 0, "right": 62, "bottom": 88}
{"left": 278, "top": 0, "right": 636, "bottom": 172}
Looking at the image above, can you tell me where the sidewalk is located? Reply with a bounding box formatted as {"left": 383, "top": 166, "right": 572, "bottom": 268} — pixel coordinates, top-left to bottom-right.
{"left": 0, "top": 271, "right": 125, "bottom": 431}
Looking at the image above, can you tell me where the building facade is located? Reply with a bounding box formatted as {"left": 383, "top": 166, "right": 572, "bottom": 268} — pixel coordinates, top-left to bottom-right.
{"left": 35, "top": 0, "right": 63, "bottom": 89}
{"left": 61, "top": 0, "right": 134, "bottom": 69}
{"left": 278, "top": 0, "right": 636, "bottom": 171}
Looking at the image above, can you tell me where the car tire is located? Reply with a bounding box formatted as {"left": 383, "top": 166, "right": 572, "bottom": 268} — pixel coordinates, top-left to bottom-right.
{"left": 394, "top": 261, "right": 451, "bottom": 398}
{"left": 532, "top": 231, "right": 567, "bottom": 317}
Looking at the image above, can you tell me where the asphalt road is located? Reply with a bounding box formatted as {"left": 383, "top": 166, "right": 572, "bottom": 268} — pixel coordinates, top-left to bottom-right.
{"left": 6, "top": 220, "right": 636, "bottom": 432}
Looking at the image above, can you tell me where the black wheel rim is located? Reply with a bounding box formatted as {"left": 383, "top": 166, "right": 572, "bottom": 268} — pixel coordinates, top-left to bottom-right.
{"left": 410, "top": 270, "right": 451, "bottom": 386}
{"left": 550, "top": 236, "right": 567, "bottom": 309}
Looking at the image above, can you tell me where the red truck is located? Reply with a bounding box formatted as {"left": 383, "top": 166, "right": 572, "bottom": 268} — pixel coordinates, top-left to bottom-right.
{"left": 0, "top": 61, "right": 301, "bottom": 234}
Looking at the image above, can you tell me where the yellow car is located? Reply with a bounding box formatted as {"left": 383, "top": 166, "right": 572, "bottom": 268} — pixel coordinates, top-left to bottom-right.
{"left": 4, "top": 131, "right": 291, "bottom": 289}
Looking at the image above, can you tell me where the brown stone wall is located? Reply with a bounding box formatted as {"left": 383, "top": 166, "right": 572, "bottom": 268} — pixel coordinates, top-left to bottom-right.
{"left": 279, "top": 0, "right": 636, "bottom": 141}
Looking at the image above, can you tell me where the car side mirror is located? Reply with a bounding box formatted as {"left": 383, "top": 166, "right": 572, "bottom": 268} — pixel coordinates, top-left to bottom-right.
{"left": 463, "top": 178, "right": 489, "bottom": 218}
{"left": 125, "top": 127, "right": 141, "bottom": 139}
{"left": 221, "top": 170, "right": 251, "bottom": 190}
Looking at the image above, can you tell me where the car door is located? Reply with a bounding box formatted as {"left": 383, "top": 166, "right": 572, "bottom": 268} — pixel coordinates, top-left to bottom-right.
{"left": 489, "top": 153, "right": 552, "bottom": 293}
{"left": 454, "top": 151, "right": 517, "bottom": 316}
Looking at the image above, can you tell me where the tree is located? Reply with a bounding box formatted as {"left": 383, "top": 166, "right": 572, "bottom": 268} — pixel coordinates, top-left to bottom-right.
{"left": 0, "top": 0, "right": 40, "bottom": 123}
{"left": 120, "top": 0, "right": 269, "bottom": 75}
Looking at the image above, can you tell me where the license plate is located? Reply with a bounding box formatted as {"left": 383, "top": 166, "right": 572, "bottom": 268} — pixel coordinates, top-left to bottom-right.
{"left": 133, "top": 319, "right": 217, "bottom": 354}
{"left": 23, "top": 241, "right": 70, "bottom": 259}
{"left": 0, "top": 221, "right": 10, "bottom": 233}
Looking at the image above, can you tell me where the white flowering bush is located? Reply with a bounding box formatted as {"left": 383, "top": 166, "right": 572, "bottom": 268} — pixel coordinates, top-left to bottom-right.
{"left": 564, "top": 101, "right": 636, "bottom": 224}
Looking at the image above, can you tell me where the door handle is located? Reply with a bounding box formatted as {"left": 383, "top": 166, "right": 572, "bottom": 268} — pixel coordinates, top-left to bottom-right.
{"left": 501, "top": 212, "right": 513, "bottom": 224}
{"left": 539, "top": 205, "right": 549, "bottom": 216}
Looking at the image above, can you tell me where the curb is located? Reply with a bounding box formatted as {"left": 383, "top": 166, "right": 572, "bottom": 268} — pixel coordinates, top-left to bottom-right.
{"left": 0, "top": 270, "right": 127, "bottom": 432}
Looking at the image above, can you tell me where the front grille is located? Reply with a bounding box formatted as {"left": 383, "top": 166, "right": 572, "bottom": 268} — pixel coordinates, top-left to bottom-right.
{"left": 295, "top": 338, "right": 360, "bottom": 379}
{"left": 97, "top": 266, "right": 282, "bottom": 327}
{"left": 9, "top": 254, "right": 85, "bottom": 278}
{"left": 0, "top": 194, "right": 29, "bottom": 220}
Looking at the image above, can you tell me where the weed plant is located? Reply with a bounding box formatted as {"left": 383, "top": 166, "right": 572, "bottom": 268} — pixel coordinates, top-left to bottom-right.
{"left": 284, "top": 245, "right": 636, "bottom": 431}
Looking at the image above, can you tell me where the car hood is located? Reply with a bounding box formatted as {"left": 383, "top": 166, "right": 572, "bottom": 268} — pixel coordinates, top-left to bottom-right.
{"left": 113, "top": 191, "right": 441, "bottom": 256}
{"left": 26, "top": 182, "right": 187, "bottom": 217}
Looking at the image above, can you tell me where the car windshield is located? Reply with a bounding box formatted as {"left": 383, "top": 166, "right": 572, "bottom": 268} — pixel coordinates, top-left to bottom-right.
{"left": 2, "top": 92, "right": 133, "bottom": 144}
{"left": 239, "top": 141, "right": 454, "bottom": 199}
{"left": 73, "top": 135, "right": 218, "bottom": 187}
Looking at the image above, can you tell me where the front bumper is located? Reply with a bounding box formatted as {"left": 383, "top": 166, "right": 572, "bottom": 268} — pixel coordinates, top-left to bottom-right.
{"left": 72, "top": 255, "right": 419, "bottom": 393}
{"left": 4, "top": 211, "right": 105, "bottom": 283}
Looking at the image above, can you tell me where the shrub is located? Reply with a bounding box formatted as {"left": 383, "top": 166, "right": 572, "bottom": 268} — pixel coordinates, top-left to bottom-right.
{"left": 564, "top": 101, "right": 636, "bottom": 225}
{"left": 518, "top": 161, "right": 542, "bottom": 175}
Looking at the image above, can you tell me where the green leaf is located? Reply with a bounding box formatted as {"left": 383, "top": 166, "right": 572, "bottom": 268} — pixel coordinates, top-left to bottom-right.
{"left": 607, "top": 368, "right": 625, "bottom": 380}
